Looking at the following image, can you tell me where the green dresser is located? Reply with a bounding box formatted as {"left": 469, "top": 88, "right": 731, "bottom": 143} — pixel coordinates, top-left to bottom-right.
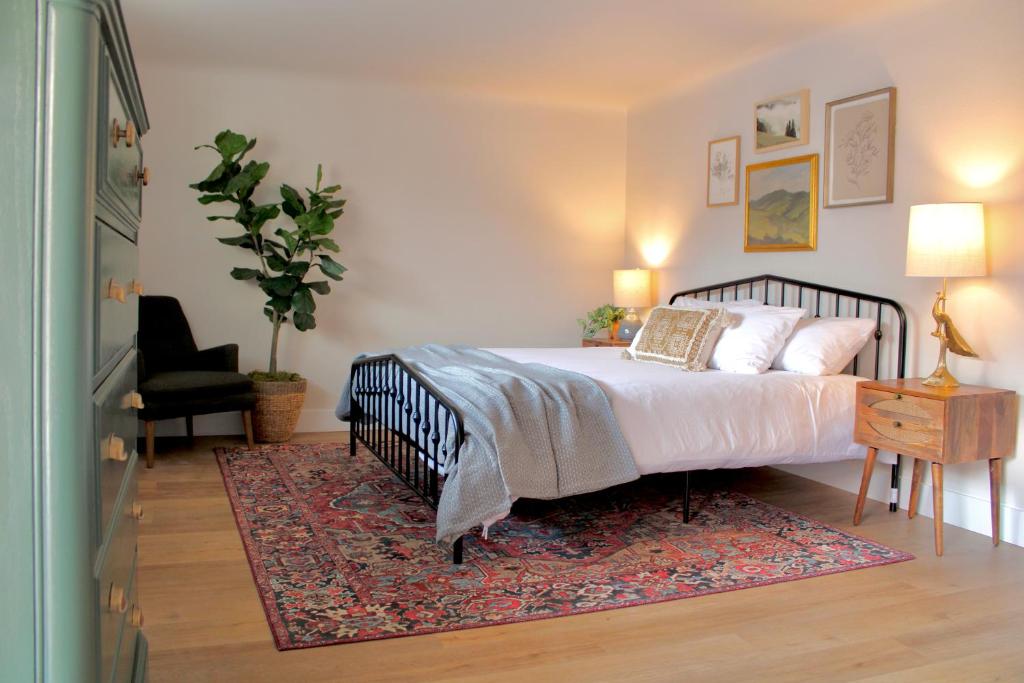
{"left": 1, "top": 1, "right": 149, "bottom": 680}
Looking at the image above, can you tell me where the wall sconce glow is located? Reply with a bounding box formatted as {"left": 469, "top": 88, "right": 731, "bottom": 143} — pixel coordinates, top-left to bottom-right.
{"left": 955, "top": 160, "right": 1014, "bottom": 189}
{"left": 640, "top": 238, "right": 671, "bottom": 267}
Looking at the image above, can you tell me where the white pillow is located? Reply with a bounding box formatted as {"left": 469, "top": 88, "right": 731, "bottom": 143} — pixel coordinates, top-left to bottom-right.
{"left": 773, "top": 317, "right": 876, "bottom": 375}
{"left": 709, "top": 305, "right": 805, "bottom": 374}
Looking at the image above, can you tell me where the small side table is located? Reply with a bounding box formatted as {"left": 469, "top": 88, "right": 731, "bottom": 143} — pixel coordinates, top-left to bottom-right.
{"left": 852, "top": 378, "right": 1017, "bottom": 555}
{"left": 581, "top": 338, "right": 631, "bottom": 348}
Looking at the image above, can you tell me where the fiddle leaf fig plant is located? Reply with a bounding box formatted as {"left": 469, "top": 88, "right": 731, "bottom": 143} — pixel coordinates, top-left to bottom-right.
{"left": 190, "top": 130, "right": 347, "bottom": 376}
{"left": 577, "top": 304, "right": 626, "bottom": 339}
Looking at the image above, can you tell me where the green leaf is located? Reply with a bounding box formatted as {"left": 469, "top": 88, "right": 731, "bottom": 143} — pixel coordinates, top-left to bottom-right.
{"left": 216, "top": 235, "right": 254, "bottom": 247}
{"left": 265, "top": 294, "right": 291, "bottom": 314}
{"left": 230, "top": 267, "right": 261, "bottom": 280}
{"left": 293, "top": 311, "right": 316, "bottom": 331}
{"left": 214, "top": 130, "right": 248, "bottom": 158}
{"left": 261, "top": 275, "right": 298, "bottom": 297}
{"left": 280, "top": 184, "right": 306, "bottom": 218}
{"left": 198, "top": 193, "right": 231, "bottom": 205}
{"left": 263, "top": 306, "right": 276, "bottom": 321}
{"left": 286, "top": 262, "right": 310, "bottom": 277}
{"left": 315, "top": 164, "right": 323, "bottom": 189}
{"left": 291, "top": 287, "right": 315, "bottom": 314}
{"left": 328, "top": 209, "right": 344, "bottom": 219}
{"left": 296, "top": 211, "right": 333, "bottom": 235}
{"left": 275, "top": 227, "right": 298, "bottom": 253}
{"left": 307, "top": 280, "right": 331, "bottom": 295}
{"left": 315, "top": 238, "right": 340, "bottom": 252}
{"left": 319, "top": 185, "right": 341, "bottom": 194}
{"left": 318, "top": 254, "right": 347, "bottom": 280}
{"left": 207, "top": 215, "right": 237, "bottom": 222}
{"left": 266, "top": 254, "right": 289, "bottom": 272}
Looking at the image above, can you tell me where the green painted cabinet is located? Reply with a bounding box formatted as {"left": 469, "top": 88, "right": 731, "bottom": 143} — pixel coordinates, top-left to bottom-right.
{"left": 1, "top": 1, "right": 149, "bottom": 680}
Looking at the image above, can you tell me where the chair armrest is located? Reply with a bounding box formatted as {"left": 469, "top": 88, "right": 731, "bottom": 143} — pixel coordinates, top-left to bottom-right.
{"left": 193, "top": 344, "right": 239, "bottom": 372}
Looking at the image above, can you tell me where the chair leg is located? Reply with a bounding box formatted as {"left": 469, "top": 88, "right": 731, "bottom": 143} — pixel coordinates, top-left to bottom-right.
{"left": 185, "top": 415, "right": 194, "bottom": 444}
{"left": 145, "top": 421, "right": 156, "bottom": 468}
{"left": 242, "top": 410, "right": 255, "bottom": 449}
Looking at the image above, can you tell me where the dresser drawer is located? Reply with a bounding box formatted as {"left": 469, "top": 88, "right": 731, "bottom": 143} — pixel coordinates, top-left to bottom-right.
{"left": 95, "top": 220, "right": 139, "bottom": 376}
{"left": 100, "top": 56, "right": 144, "bottom": 223}
{"left": 112, "top": 565, "right": 143, "bottom": 683}
{"left": 98, "top": 516, "right": 138, "bottom": 683}
{"left": 855, "top": 387, "right": 945, "bottom": 459}
{"left": 95, "top": 351, "right": 141, "bottom": 537}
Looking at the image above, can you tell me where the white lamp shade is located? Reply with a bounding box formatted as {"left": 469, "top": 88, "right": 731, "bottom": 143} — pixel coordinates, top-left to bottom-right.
{"left": 905, "top": 203, "right": 986, "bottom": 277}
{"left": 613, "top": 269, "right": 651, "bottom": 308}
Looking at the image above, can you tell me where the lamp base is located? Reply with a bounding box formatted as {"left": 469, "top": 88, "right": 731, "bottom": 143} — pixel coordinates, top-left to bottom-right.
{"left": 616, "top": 309, "right": 642, "bottom": 341}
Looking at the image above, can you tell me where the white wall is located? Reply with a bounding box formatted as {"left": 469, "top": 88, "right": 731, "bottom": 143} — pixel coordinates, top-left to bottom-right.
{"left": 137, "top": 64, "right": 626, "bottom": 434}
{"left": 625, "top": 0, "right": 1024, "bottom": 544}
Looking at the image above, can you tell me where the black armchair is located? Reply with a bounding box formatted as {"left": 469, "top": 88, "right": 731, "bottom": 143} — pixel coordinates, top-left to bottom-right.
{"left": 138, "top": 295, "right": 255, "bottom": 467}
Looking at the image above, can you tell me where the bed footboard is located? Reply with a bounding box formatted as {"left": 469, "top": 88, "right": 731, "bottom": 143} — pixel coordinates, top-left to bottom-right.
{"left": 349, "top": 354, "right": 466, "bottom": 562}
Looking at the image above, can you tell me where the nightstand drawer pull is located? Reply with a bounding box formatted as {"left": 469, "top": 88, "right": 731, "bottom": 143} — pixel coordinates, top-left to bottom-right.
{"left": 108, "top": 583, "right": 128, "bottom": 613}
{"left": 895, "top": 393, "right": 903, "bottom": 400}
{"left": 101, "top": 434, "right": 127, "bottom": 462}
{"left": 894, "top": 421, "right": 902, "bottom": 428}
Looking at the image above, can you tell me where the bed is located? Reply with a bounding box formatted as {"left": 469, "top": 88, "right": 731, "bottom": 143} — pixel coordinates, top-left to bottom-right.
{"left": 345, "top": 274, "right": 908, "bottom": 563}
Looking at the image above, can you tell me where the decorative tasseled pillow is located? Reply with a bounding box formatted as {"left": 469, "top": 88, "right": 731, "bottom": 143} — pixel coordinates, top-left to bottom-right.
{"left": 623, "top": 306, "right": 731, "bottom": 371}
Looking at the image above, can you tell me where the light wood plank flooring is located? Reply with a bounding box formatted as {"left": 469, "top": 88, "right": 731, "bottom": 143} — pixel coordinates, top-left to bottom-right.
{"left": 138, "top": 433, "right": 1024, "bottom": 682}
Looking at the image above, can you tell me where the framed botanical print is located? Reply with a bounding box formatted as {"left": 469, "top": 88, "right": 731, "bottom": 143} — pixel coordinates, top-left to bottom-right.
{"left": 754, "top": 89, "right": 809, "bottom": 153}
{"left": 706, "top": 136, "right": 740, "bottom": 207}
{"left": 744, "top": 154, "right": 818, "bottom": 252}
{"left": 824, "top": 87, "right": 896, "bottom": 207}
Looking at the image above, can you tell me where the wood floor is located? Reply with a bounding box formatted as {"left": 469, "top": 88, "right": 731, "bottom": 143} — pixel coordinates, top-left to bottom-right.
{"left": 139, "top": 433, "right": 1024, "bottom": 682}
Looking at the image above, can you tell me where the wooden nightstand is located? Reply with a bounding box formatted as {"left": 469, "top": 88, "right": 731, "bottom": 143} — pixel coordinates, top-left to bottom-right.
{"left": 581, "top": 338, "right": 631, "bottom": 348}
{"left": 853, "top": 378, "right": 1017, "bottom": 555}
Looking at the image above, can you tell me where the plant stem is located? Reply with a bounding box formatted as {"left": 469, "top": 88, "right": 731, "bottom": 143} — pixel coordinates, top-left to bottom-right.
{"left": 269, "top": 314, "right": 282, "bottom": 373}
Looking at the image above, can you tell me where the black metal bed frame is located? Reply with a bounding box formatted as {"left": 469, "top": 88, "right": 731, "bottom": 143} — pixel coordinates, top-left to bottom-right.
{"left": 349, "top": 274, "right": 908, "bottom": 564}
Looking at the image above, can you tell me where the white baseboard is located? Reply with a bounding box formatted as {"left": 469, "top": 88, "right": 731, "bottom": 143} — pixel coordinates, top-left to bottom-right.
{"left": 775, "top": 461, "right": 1022, "bottom": 547}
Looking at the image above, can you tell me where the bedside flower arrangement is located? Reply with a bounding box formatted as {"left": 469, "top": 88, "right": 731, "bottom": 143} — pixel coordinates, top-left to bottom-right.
{"left": 578, "top": 304, "right": 626, "bottom": 339}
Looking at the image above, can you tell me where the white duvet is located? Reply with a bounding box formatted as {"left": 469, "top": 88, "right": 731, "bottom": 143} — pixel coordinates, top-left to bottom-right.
{"left": 488, "top": 346, "right": 864, "bottom": 474}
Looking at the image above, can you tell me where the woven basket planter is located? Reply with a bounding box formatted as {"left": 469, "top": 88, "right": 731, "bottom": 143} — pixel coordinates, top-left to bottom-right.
{"left": 252, "top": 378, "right": 307, "bottom": 443}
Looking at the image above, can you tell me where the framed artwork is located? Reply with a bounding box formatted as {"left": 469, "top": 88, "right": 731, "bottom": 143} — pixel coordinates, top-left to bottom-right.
{"left": 706, "top": 136, "right": 740, "bottom": 207}
{"left": 754, "top": 89, "right": 809, "bottom": 153}
{"left": 744, "top": 154, "right": 818, "bottom": 252}
{"left": 824, "top": 87, "right": 896, "bottom": 208}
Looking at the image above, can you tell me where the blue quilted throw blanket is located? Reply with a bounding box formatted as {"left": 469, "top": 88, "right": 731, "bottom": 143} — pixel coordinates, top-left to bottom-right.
{"left": 337, "top": 345, "right": 638, "bottom": 544}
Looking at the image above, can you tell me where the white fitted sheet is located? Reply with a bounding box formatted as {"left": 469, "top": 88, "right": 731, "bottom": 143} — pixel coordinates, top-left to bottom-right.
{"left": 487, "top": 346, "right": 863, "bottom": 475}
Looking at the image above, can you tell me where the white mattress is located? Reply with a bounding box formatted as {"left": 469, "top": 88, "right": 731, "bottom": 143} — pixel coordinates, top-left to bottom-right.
{"left": 487, "top": 346, "right": 864, "bottom": 474}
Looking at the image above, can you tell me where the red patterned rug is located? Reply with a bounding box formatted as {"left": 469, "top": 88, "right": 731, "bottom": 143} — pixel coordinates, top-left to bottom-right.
{"left": 216, "top": 442, "right": 912, "bottom": 650}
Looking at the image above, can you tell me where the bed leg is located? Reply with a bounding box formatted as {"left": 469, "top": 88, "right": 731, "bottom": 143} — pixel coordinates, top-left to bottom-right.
{"left": 683, "top": 471, "right": 691, "bottom": 523}
{"left": 349, "top": 418, "right": 356, "bottom": 457}
{"left": 452, "top": 536, "right": 464, "bottom": 565}
{"left": 889, "top": 456, "right": 901, "bottom": 512}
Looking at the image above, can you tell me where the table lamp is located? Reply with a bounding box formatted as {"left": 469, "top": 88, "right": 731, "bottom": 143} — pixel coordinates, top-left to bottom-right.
{"left": 905, "top": 203, "right": 986, "bottom": 388}
{"left": 613, "top": 268, "right": 651, "bottom": 341}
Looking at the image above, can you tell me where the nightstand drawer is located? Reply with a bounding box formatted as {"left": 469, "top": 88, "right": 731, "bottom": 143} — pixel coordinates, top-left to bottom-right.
{"left": 855, "top": 387, "right": 944, "bottom": 459}
{"left": 94, "top": 350, "right": 140, "bottom": 538}
{"left": 95, "top": 220, "right": 139, "bottom": 377}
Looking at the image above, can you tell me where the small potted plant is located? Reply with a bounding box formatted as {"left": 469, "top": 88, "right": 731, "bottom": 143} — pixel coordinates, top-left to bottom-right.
{"left": 578, "top": 304, "right": 626, "bottom": 339}
{"left": 191, "top": 130, "right": 347, "bottom": 442}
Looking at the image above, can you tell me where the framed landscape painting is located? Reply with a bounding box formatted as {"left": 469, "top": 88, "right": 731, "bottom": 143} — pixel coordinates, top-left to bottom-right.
{"left": 707, "top": 135, "right": 740, "bottom": 207}
{"left": 754, "top": 89, "right": 809, "bottom": 153}
{"left": 824, "top": 87, "right": 896, "bottom": 207}
{"left": 744, "top": 154, "right": 818, "bottom": 252}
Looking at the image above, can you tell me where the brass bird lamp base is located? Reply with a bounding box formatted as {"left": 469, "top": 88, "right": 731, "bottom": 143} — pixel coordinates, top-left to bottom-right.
{"left": 923, "top": 278, "right": 979, "bottom": 388}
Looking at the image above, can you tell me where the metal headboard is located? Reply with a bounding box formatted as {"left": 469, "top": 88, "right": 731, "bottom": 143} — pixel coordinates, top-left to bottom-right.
{"left": 670, "top": 273, "right": 907, "bottom": 381}
{"left": 669, "top": 274, "right": 909, "bottom": 512}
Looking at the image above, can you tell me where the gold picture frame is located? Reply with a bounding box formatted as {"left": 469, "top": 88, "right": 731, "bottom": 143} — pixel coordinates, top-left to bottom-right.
{"left": 754, "top": 89, "right": 810, "bottom": 153}
{"left": 744, "top": 154, "right": 818, "bottom": 252}
{"left": 706, "top": 136, "right": 741, "bottom": 207}
{"left": 824, "top": 87, "right": 896, "bottom": 208}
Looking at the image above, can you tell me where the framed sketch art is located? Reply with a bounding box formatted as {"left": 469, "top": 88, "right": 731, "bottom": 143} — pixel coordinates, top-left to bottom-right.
{"left": 744, "top": 154, "right": 818, "bottom": 252}
{"left": 754, "top": 89, "right": 809, "bottom": 153}
{"left": 824, "top": 87, "right": 896, "bottom": 207}
{"left": 707, "top": 136, "right": 740, "bottom": 206}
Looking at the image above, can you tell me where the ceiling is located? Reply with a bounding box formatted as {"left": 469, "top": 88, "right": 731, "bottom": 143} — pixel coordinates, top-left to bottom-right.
{"left": 125, "top": 0, "right": 931, "bottom": 109}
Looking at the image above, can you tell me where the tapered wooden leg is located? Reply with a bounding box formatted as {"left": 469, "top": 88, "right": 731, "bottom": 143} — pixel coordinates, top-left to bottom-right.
{"left": 908, "top": 458, "right": 926, "bottom": 519}
{"left": 931, "top": 462, "right": 944, "bottom": 556}
{"left": 990, "top": 458, "right": 1002, "bottom": 547}
{"left": 853, "top": 447, "right": 877, "bottom": 525}
{"left": 145, "top": 421, "right": 156, "bottom": 469}
{"left": 242, "top": 410, "right": 255, "bottom": 449}
{"left": 185, "top": 415, "right": 194, "bottom": 442}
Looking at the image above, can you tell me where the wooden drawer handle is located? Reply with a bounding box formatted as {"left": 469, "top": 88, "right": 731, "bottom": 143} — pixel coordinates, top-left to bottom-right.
{"left": 102, "top": 434, "right": 127, "bottom": 462}
{"left": 121, "top": 391, "right": 145, "bottom": 410}
{"left": 105, "top": 279, "right": 127, "bottom": 303}
{"left": 130, "top": 603, "right": 145, "bottom": 628}
{"left": 111, "top": 118, "right": 136, "bottom": 148}
{"left": 895, "top": 393, "right": 903, "bottom": 400}
{"left": 894, "top": 421, "right": 903, "bottom": 429}
{"left": 136, "top": 166, "right": 150, "bottom": 187}
{"left": 108, "top": 584, "right": 128, "bottom": 613}
{"left": 130, "top": 279, "right": 144, "bottom": 296}
{"left": 130, "top": 501, "right": 145, "bottom": 521}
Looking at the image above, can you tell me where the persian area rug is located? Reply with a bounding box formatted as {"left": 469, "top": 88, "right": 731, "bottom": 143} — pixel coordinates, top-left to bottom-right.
{"left": 216, "top": 442, "right": 912, "bottom": 650}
